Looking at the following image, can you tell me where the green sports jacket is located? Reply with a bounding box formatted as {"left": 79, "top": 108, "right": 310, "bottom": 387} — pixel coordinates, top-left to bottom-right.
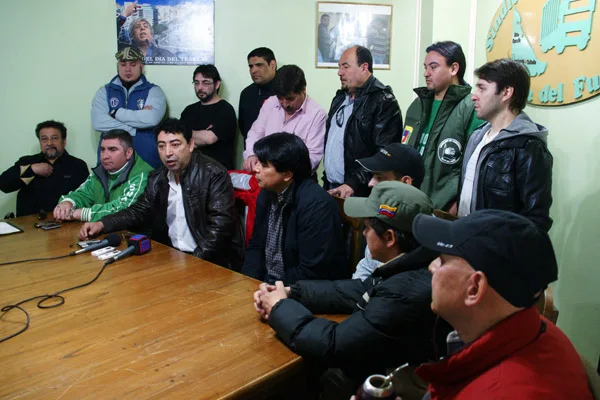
{"left": 59, "top": 153, "right": 153, "bottom": 222}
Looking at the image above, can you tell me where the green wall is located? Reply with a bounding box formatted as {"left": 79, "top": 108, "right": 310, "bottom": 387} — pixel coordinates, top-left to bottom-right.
{"left": 1, "top": 0, "right": 597, "bottom": 366}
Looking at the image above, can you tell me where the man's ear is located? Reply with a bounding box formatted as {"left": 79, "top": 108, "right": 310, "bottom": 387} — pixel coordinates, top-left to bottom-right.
{"left": 450, "top": 62, "right": 459, "bottom": 78}
{"left": 502, "top": 86, "right": 515, "bottom": 103}
{"left": 399, "top": 175, "right": 413, "bottom": 186}
{"left": 215, "top": 80, "right": 221, "bottom": 92}
{"left": 384, "top": 229, "right": 396, "bottom": 249}
{"left": 282, "top": 170, "right": 294, "bottom": 183}
{"left": 465, "top": 271, "right": 488, "bottom": 307}
{"left": 125, "top": 147, "right": 134, "bottom": 160}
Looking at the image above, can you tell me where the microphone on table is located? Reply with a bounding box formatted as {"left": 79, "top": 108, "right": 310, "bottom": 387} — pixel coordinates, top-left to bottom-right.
{"left": 70, "top": 234, "right": 122, "bottom": 256}
{"left": 104, "top": 234, "right": 151, "bottom": 265}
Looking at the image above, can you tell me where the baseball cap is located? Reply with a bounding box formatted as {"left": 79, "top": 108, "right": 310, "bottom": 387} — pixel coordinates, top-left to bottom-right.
{"left": 412, "top": 209, "right": 558, "bottom": 308}
{"left": 115, "top": 47, "right": 144, "bottom": 62}
{"left": 344, "top": 181, "right": 433, "bottom": 232}
{"left": 356, "top": 143, "right": 425, "bottom": 188}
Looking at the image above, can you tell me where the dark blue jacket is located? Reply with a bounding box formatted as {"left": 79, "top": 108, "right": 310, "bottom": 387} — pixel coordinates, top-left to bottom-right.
{"left": 242, "top": 179, "right": 348, "bottom": 284}
{"left": 105, "top": 75, "right": 160, "bottom": 168}
{"left": 268, "top": 246, "right": 450, "bottom": 381}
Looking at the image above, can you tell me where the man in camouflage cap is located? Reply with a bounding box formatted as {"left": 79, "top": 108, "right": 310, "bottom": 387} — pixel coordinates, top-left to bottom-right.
{"left": 91, "top": 46, "right": 166, "bottom": 168}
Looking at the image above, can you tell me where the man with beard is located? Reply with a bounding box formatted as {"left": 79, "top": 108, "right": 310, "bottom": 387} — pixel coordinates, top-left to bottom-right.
{"left": 180, "top": 64, "right": 237, "bottom": 169}
{"left": 127, "top": 18, "right": 175, "bottom": 64}
{"left": 323, "top": 45, "right": 402, "bottom": 198}
{"left": 238, "top": 47, "right": 277, "bottom": 145}
{"left": 79, "top": 118, "right": 244, "bottom": 271}
{"left": 92, "top": 46, "right": 167, "bottom": 168}
{"left": 0, "top": 120, "right": 88, "bottom": 217}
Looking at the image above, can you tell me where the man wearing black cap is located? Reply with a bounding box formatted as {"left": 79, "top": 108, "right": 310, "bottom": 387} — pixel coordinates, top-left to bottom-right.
{"left": 412, "top": 210, "right": 592, "bottom": 399}
{"left": 92, "top": 46, "right": 167, "bottom": 168}
{"left": 352, "top": 143, "right": 426, "bottom": 280}
{"left": 254, "top": 181, "right": 444, "bottom": 399}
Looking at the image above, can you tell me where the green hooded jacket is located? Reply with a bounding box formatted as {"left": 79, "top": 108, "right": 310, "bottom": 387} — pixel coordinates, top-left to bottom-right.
{"left": 403, "top": 85, "right": 481, "bottom": 210}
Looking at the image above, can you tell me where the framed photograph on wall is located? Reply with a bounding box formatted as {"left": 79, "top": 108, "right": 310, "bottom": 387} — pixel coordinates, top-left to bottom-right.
{"left": 115, "top": 0, "right": 214, "bottom": 66}
{"left": 316, "top": 2, "right": 392, "bottom": 69}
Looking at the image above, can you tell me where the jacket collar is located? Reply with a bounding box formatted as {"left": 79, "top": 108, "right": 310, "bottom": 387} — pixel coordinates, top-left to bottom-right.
{"left": 41, "top": 149, "right": 71, "bottom": 165}
{"left": 413, "top": 84, "right": 472, "bottom": 103}
{"left": 373, "top": 246, "right": 437, "bottom": 279}
{"left": 109, "top": 74, "right": 150, "bottom": 92}
{"left": 356, "top": 74, "right": 387, "bottom": 96}
{"left": 416, "top": 306, "right": 545, "bottom": 385}
{"left": 92, "top": 153, "right": 137, "bottom": 185}
{"left": 333, "top": 75, "right": 390, "bottom": 101}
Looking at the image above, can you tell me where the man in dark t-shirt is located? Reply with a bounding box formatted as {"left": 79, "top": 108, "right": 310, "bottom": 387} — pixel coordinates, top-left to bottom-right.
{"left": 238, "top": 47, "right": 277, "bottom": 145}
{"left": 180, "top": 64, "right": 237, "bottom": 169}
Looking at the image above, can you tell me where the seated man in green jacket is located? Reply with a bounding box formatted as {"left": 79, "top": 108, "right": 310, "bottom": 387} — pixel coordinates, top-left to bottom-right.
{"left": 53, "top": 129, "right": 153, "bottom": 222}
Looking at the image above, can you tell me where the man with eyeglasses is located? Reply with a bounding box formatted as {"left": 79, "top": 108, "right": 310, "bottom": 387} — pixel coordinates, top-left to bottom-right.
{"left": 92, "top": 47, "right": 167, "bottom": 169}
{"left": 181, "top": 64, "right": 237, "bottom": 169}
{"left": 0, "top": 120, "right": 88, "bottom": 217}
{"left": 323, "top": 45, "right": 402, "bottom": 198}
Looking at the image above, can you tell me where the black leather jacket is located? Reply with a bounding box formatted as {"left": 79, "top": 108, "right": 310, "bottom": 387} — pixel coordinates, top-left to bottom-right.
{"left": 101, "top": 151, "right": 244, "bottom": 270}
{"left": 323, "top": 75, "right": 403, "bottom": 196}
{"left": 461, "top": 113, "right": 553, "bottom": 232}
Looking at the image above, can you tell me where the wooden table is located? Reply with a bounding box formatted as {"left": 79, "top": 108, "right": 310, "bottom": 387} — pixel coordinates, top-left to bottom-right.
{"left": 0, "top": 216, "right": 304, "bottom": 399}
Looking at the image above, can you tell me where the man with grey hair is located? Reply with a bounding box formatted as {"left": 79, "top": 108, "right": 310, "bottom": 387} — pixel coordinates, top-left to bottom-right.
{"left": 127, "top": 18, "right": 174, "bottom": 63}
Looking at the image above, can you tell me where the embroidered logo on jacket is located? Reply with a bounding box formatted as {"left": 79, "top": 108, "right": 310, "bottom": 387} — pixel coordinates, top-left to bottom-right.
{"left": 109, "top": 97, "right": 119, "bottom": 108}
{"left": 437, "top": 138, "right": 462, "bottom": 165}
{"left": 137, "top": 99, "right": 145, "bottom": 109}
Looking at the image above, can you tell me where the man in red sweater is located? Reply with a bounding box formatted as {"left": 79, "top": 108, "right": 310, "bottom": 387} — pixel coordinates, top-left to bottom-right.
{"left": 411, "top": 209, "right": 593, "bottom": 399}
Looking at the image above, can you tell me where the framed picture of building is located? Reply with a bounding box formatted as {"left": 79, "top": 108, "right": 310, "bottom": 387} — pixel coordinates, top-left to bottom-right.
{"left": 115, "top": 0, "right": 214, "bottom": 66}
{"left": 316, "top": 2, "right": 392, "bottom": 69}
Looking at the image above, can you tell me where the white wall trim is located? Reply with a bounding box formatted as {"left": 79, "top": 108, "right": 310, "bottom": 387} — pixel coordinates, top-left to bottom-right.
{"left": 413, "top": 0, "right": 423, "bottom": 92}
{"left": 466, "top": 0, "right": 478, "bottom": 85}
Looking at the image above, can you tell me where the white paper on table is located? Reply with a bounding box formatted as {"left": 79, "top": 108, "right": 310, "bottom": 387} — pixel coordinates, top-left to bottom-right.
{"left": 0, "top": 221, "right": 22, "bottom": 235}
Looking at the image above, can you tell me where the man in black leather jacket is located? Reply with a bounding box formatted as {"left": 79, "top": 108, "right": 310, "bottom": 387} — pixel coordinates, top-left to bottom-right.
{"left": 457, "top": 59, "right": 553, "bottom": 232}
{"left": 79, "top": 118, "right": 244, "bottom": 271}
{"left": 323, "top": 45, "right": 403, "bottom": 198}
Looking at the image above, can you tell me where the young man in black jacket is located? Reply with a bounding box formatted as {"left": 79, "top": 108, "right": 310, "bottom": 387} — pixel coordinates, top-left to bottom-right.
{"left": 457, "top": 58, "right": 553, "bottom": 232}
{"left": 238, "top": 47, "right": 277, "bottom": 145}
{"left": 241, "top": 133, "right": 347, "bottom": 284}
{"left": 254, "top": 181, "right": 446, "bottom": 399}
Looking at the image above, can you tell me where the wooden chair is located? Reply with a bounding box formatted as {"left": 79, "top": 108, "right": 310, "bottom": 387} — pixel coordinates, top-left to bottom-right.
{"left": 535, "top": 286, "right": 559, "bottom": 324}
{"left": 333, "top": 196, "right": 364, "bottom": 273}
